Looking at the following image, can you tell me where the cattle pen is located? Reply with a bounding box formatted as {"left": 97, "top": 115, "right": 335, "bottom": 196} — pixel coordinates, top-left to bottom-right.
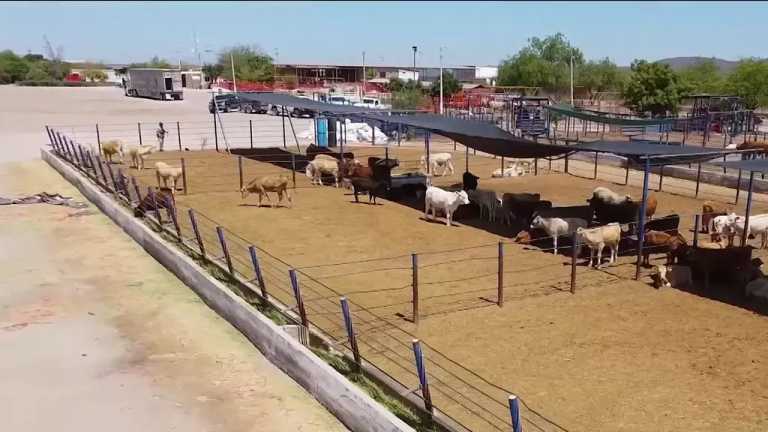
{"left": 45, "top": 99, "right": 768, "bottom": 432}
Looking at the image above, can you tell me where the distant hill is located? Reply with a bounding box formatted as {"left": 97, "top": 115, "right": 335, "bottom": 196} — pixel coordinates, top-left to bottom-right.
{"left": 655, "top": 57, "right": 740, "bottom": 73}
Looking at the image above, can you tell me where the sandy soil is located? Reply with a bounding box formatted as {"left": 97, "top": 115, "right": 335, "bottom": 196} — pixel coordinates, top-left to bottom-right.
{"left": 119, "top": 145, "right": 768, "bottom": 432}
{"left": 0, "top": 160, "right": 347, "bottom": 431}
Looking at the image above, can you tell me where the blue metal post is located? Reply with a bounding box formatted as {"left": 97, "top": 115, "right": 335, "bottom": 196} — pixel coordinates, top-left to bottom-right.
{"left": 742, "top": 171, "right": 755, "bottom": 247}
{"left": 249, "top": 245, "right": 267, "bottom": 300}
{"left": 289, "top": 269, "right": 308, "bottom": 327}
{"left": 509, "top": 395, "right": 522, "bottom": 432}
{"left": 411, "top": 339, "right": 433, "bottom": 413}
{"left": 340, "top": 297, "right": 361, "bottom": 368}
{"left": 635, "top": 157, "right": 651, "bottom": 280}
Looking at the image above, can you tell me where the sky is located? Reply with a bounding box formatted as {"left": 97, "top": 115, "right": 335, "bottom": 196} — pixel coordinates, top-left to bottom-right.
{"left": 2, "top": 1, "right": 767, "bottom": 67}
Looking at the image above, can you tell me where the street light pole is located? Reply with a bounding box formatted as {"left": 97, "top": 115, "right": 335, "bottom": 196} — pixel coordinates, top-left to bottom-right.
{"left": 569, "top": 54, "right": 574, "bottom": 106}
{"left": 362, "top": 51, "right": 366, "bottom": 98}
{"left": 439, "top": 47, "right": 444, "bottom": 114}
{"left": 230, "top": 53, "right": 237, "bottom": 93}
{"left": 412, "top": 46, "right": 418, "bottom": 83}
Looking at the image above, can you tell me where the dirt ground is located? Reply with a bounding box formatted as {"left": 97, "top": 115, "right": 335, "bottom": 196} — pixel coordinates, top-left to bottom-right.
{"left": 0, "top": 163, "right": 347, "bottom": 429}
{"left": 119, "top": 145, "right": 768, "bottom": 432}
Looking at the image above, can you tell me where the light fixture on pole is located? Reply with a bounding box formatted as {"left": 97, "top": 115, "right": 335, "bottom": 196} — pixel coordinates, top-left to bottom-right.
{"left": 439, "top": 46, "right": 444, "bottom": 114}
{"left": 412, "top": 46, "right": 418, "bottom": 83}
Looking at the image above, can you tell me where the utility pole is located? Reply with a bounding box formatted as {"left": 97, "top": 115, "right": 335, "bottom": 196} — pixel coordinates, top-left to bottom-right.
{"left": 230, "top": 53, "right": 237, "bottom": 93}
{"left": 570, "top": 54, "right": 574, "bottom": 106}
{"left": 362, "top": 51, "right": 366, "bottom": 98}
{"left": 412, "top": 46, "right": 418, "bottom": 83}
{"left": 439, "top": 47, "right": 444, "bottom": 114}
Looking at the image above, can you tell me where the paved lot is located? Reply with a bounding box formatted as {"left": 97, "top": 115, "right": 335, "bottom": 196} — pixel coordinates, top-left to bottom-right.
{"left": 0, "top": 86, "right": 347, "bottom": 432}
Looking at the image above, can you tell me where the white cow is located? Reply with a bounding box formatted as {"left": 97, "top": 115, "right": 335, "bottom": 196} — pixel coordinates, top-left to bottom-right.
{"left": 305, "top": 159, "right": 340, "bottom": 187}
{"left": 491, "top": 164, "right": 525, "bottom": 178}
{"left": 651, "top": 264, "right": 693, "bottom": 289}
{"left": 576, "top": 223, "right": 621, "bottom": 268}
{"left": 530, "top": 216, "right": 570, "bottom": 255}
{"left": 590, "top": 186, "right": 631, "bottom": 205}
{"left": 420, "top": 153, "right": 455, "bottom": 176}
{"left": 424, "top": 186, "right": 470, "bottom": 227}
{"left": 728, "top": 213, "right": 768, "bottom": 248}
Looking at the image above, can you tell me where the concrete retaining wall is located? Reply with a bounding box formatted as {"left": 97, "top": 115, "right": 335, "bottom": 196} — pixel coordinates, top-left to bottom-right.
{"left": 42, "top": 148, "right": 414, "bottom": 432}
{"left": 569, "top": 151, "right": 768, "bottom": 193}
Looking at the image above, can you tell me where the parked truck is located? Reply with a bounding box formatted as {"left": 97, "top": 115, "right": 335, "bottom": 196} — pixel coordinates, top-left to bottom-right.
{"left": 124, "top": 68, "right": 183, "bottom": 101}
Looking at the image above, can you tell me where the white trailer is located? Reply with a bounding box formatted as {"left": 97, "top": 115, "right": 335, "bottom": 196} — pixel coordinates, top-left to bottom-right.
{"left": 125, "top": 68, "right": 184, "bottom": 101}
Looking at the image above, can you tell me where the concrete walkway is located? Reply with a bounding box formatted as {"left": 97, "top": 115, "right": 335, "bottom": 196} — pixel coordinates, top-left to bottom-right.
{"left": 0, "top": 160, "right": 347, "bottom": 432}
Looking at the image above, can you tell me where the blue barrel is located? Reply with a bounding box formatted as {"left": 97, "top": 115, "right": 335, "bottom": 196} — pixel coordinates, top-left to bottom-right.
{"left": 316, "top": 117, "right": 329, "bottom": 147}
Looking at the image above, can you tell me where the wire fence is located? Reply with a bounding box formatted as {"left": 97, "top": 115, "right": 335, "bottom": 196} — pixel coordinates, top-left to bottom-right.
{"left": 47, "top": 124, "right": 768, "bottom": 432}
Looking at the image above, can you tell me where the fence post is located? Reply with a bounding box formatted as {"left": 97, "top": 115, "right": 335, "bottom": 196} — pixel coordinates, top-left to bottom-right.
{"left": 181, "top": 158, "right": 188, "bottom": 195}
{"left": 593, "top": 151, "right": 598, "bottom": 179}
{"left": 189, "top": 209, "right": 206, "bottom": 259}
{"left": 137, "top": 122, "right": 143, "bottom": 146}
{"left": 340, "top": 297, "right": 361, "bottom": 370}
{"left": 695, "top": 163, "right": 702, "bottom": 198}
{"left": 78, "top": 145, "right": 89, "bottom": 169}
{"left": 55, "top": 132, "right": 65, "bottom": 158}
{"left": 289, "top": 269, "right": 309, "bottom": 328}
{"left": 149, "top": 187, "right": 162, "bottom": 223}
{"left": 248, "top": 245, "right": 267, "bottom": 300}
{"left": 95, "top": 156, "right": 108, "bottom": 188}
{"left": 570, "top": 232, "right": 579, "bottom": 294}
{"left": 658, "top": 166, "right": 664, "bottom": 192}
{"left": 465, "top": 145, "right": 469, "bottom": 172}
{"left": 106, "top": 162, "right": 117, "bottom": 192}
{"left": 534, "top": 158, "right": 538, "bottom": 176}
{"left": 693, "top": 215, "right": 700, "bottom": 248}
{"left": 216, "top": 226, "right": 234, "bottom": 275}
{"left": 96, "top": 123, "right": 102, "bottom": 154}
{"left": 564, "top": 153, "right": 569, "bottom": 174}
{"left": 131, "top": 176, "right": 141, "bottom": 203}
{"left": 238, "top": 156, "right": 244, "bottom": 191}
{"left": 116, "top": 168, "right": 125, "bottom": 197}
{"left": 177, "top": 121, "right": 182, "bottom": 151}
{"left": 168, "top": 199, "right": 181, "bottom": 238}
{"left": 281, "top": 106, "right": 287, "bottom": 149}
{"left": 509, "top": 395, "right": 522, "bottom": 432}
{"left": 291, "top": 153, "right": 297, "bottom": 189}
{"left": 411, "top": 339, "right": 433, "bottom": 414}
{"left": 249, "top": 119, "right": 253, "bottom": 149}
{"left": 735, "top": 169, "right": 743, "bottom": 204}
{"left": 412, "top": 253, "right": 419, "bottom": 325}
{"left": 498, "top": 242, "right": 504, "bottom": 307}
{"left": 213, "top": 109, "right": 219, "bottom": 152}
{"left": 44, "top": 125, "right": 54, "bottom": 148}
{"left": 625, "top": 159, "right": 630, "bottom": 185}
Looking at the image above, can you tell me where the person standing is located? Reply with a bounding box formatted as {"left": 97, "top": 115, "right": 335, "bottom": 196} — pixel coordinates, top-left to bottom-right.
{"left": 156, "top": 122, "right": 167, "bottom": 152}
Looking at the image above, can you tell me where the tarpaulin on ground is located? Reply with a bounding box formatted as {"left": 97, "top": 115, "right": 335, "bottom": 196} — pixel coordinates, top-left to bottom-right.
{"left": 570, "top": 140, "right": 734, "bottom": 166}
{"left": 546, "top": 104, "right": 680, "bottom": 126}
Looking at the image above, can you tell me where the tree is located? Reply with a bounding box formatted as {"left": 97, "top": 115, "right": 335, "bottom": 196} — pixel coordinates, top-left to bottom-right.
{"left": 679, "top": 59, "right": 725, "bottom": 95}
{"left": 577, "top": 57, "right": 624, "bottom": 95}
{"left": 24, "top": 63, "right": 50, "bottom": 81}
{"left": 387, "top": 77, "right": 405, "bottom": 92}
{"left": 726, "top": 59, "right": 768, "bottom": 109}
{"left": 202, "top": 63, "right": 224, "bottom": 81}
{"left": 429, "top": 71, "right": 461, "bottom": 98}
{"left": 366, "top": 68, "right": 378, "bottom": 80}
{"left": 0, "top": 50, "right": 30, "bottom": 82}
{"left": 130, "top": 56, "right": 173, "bottom": 69}
{"left": 391, "top": 87, "right": 427, "bottom": 110}
{"left": 498, "top": 33, "right": 584, "bottom": 93}
{"left": 84, "top": 69, "right": 107, "bottom": 82}
{"left": 621, "top": 60, "right": 690, "bottom": 116}
{"left": 218, "top": 45, "right": 273, "bottom": 82}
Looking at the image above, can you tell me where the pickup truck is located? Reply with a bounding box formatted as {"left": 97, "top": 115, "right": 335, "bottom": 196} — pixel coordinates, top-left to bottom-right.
{"left": 353, "top": 97, "right": 391, "bottom": 110}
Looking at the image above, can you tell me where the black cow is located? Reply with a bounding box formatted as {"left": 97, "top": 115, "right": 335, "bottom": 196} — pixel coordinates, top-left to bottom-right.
{"left": 462, "top": 171, "right": 479, "bottom": 191}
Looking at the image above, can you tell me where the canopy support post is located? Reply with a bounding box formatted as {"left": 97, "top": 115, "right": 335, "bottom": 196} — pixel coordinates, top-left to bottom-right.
{"left": 425, "top": 130, "right": 430, "bottom": 175}
{"left": 465, "top": 145, "right": 469, "bottom": 173}
{"left": 742, "top": 171, "right": 755, "bottom": 247}
{"left": 635, "top": 158, "right": 651, "bottom": 280}
{"left": 735, "top": 169, "right": 743, "bottom": 204}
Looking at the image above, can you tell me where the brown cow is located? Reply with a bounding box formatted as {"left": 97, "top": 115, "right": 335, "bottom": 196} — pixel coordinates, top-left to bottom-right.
{"left": 642, "top": 230, "right": 688, "bottom": 266}
{"left": 701, "top": 200, "right": 731, "bottom": 233}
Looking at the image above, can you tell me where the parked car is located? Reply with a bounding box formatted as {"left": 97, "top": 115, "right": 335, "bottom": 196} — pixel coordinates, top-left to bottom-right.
{"left": 353, "top": 97, "right": 391, "bottom": 110}
{"left": 208, "top": 93, "right": 267, "bottom": 114}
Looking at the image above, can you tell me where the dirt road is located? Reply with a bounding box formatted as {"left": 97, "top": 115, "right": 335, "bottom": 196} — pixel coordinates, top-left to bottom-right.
{"left": 0, "top": 159, "right": 347, "bottom": 432}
